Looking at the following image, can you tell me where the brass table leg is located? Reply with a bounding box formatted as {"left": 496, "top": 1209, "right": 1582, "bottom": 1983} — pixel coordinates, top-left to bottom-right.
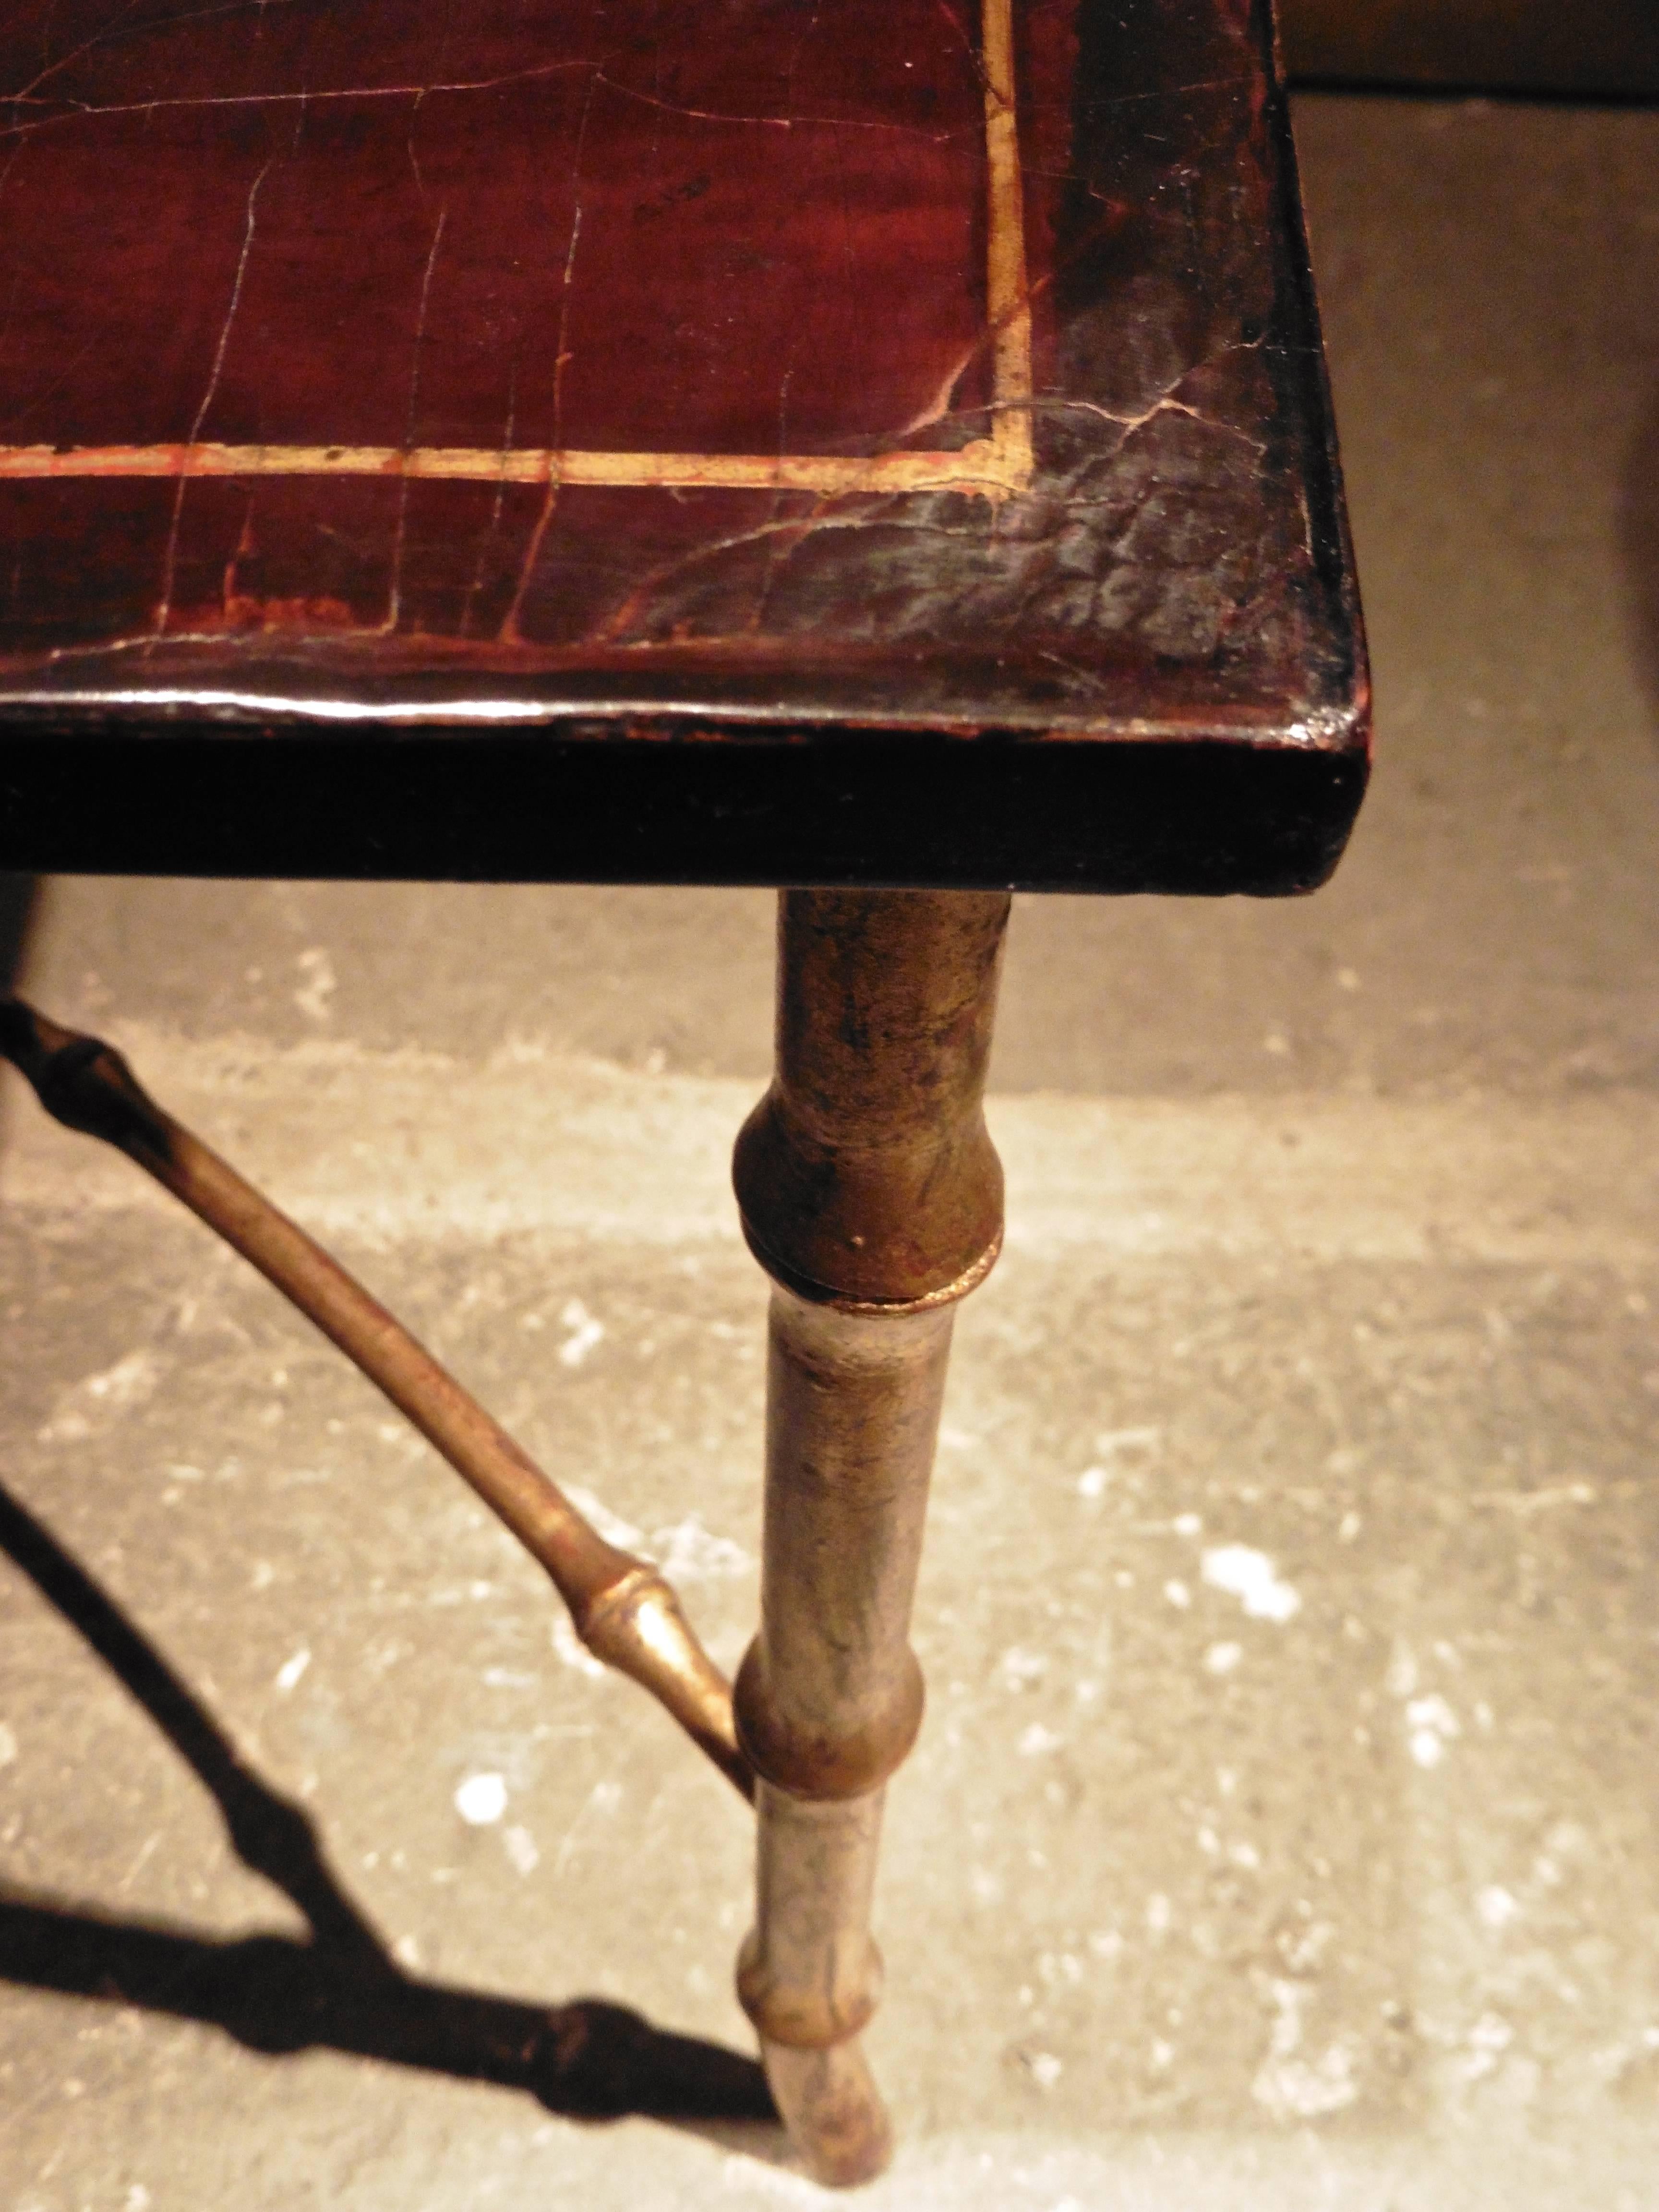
{"left": 732, "top": 889, "right": 1010, "bottom": 2184}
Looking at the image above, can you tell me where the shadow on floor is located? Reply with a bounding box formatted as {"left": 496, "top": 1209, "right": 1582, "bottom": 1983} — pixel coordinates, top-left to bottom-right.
{"left": 0, "top": 1479, "right": 780, "bottom": 2148}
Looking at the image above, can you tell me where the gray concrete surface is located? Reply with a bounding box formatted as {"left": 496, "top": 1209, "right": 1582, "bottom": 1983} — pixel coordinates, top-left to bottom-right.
{"left": 2, "top": 93, "right": 1659, "bottom": 2210}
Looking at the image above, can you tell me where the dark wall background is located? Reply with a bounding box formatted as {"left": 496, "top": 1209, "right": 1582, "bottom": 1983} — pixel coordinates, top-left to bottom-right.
{"left": 1281, "top": 0, "right": 1659, "bottom": 96}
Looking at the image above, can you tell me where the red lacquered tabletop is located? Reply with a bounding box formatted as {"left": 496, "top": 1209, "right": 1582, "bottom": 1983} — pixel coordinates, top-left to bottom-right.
{"left": 0, "top": 0, "right": 1367, "bottom": 889}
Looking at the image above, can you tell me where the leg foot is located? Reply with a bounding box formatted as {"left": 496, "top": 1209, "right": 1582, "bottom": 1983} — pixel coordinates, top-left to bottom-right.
{"left": 762, "top": 2038, "right": 892, "bottom": 2187}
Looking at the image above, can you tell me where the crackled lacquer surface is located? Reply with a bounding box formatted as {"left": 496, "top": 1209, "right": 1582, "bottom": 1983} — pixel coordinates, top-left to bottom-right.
{"left": 0, "top": 0, "right": 1358, "bottom": 715}
{"left": 0, "top": 0, "right": 1366, "bottom": 887}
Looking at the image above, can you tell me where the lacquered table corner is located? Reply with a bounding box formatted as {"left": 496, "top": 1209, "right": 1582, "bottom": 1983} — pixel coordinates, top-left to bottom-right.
{"left": 0, "top": 0, "right": 1366, "bottom": 891}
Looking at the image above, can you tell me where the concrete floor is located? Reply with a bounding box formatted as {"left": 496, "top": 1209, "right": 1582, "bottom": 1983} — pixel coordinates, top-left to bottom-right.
{"left": 2, "top": 93, "right": 1659, "bottom": 2210}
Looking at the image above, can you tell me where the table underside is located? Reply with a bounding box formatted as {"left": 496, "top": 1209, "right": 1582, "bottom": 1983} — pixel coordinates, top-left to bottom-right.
{"left": 0, "top": 0, "right": 1368, "bottom": 889}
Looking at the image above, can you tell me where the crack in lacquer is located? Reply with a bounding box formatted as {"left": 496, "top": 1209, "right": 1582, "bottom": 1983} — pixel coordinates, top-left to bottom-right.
{"left": 499, "top": 67, "right": 596, "bottom": 647}
{"left": 0, "top": 59, "right": 963, "bottom": 148}
{"left": 593, "top": 481, "right": 1031, "bottom": 648}
{"left": 457, "top": 360, "right": 518, "bottom": 641}
{"left": 381, "top": 201, "right": 448, "bottom": 635}
{"left": 9, "top": 0, "right": 171, "bottom": 105}
{"left": 151, "top": 156, "right": 272, "bottom": 642}
{"left": 589, "top": 333, "right": 1277, "bottom": 647}
{"left": 746, "top": 0, "right": 868, "bottom": 639}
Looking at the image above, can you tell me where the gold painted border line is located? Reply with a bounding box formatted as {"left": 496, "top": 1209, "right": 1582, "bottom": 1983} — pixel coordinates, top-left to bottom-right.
{"left": 0, "top": 0, "right": 1034, "bottom": 498}
{"left": 0, "top": 436, "right": 1022, "bottom": 493}
{"left": 981, "top": 0, "right": 1035, "bottom": 485}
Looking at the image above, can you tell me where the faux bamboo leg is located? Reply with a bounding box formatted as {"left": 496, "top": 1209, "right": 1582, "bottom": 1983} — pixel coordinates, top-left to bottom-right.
{"left": 732, "top": 890, "right": 1009, "bottom": 2185}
